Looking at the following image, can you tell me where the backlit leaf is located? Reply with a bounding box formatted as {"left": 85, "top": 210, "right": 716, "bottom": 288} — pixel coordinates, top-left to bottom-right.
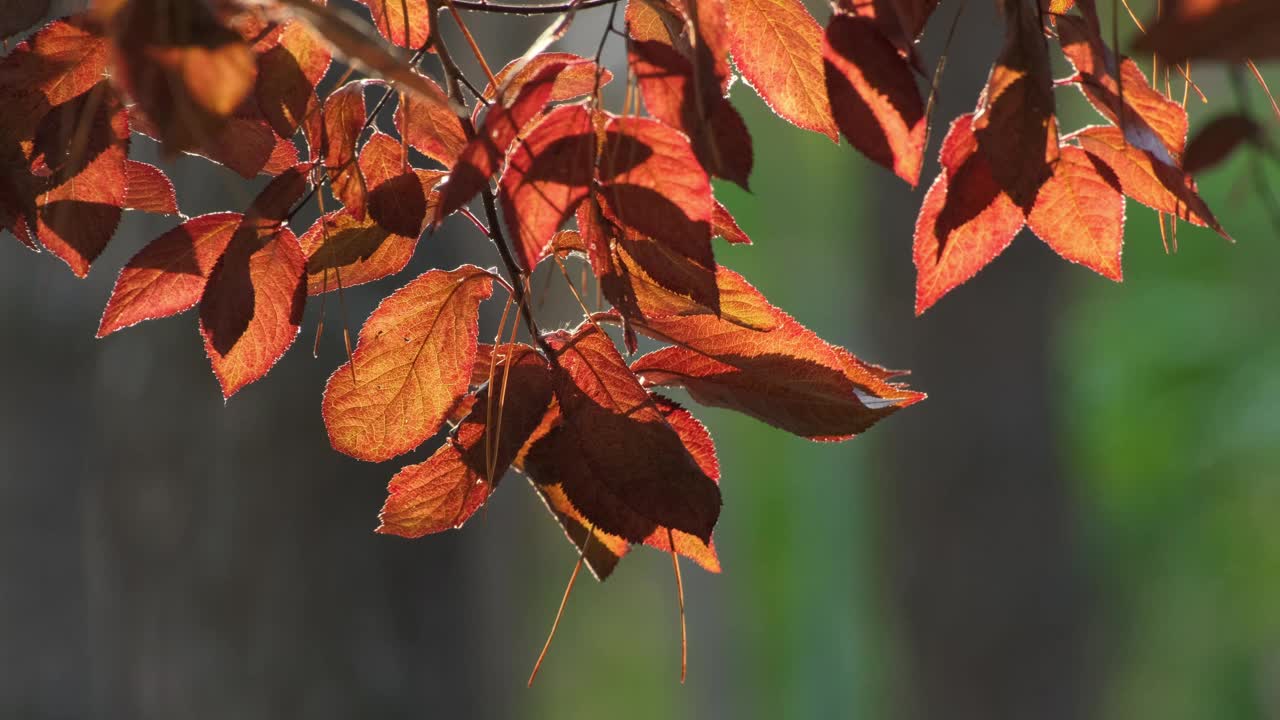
{"left": 1027, "top": 146, "right": 1124, "bottom": 281}
{"left": 123, "top": 160, "right": 179, "bottom": 215}
{"left": 524, "top": 323, "right": 722, "bottom": 542}
{"left": 727, "top": 0, "right": 839, "bottom": 140}
{"left": 97, "top": 213, "right": 243, "bottom": 337}
{"left": 322, "top": 265, "right": 493, "bottom": 462}
{"left": 357, "top": 0, "right": 431, "bottom": 50}
{"left": 822, "top": 13, "right": 925, "bottom": 185}
{"left": 198, "top": 227, "right": 307, "bottom": 398}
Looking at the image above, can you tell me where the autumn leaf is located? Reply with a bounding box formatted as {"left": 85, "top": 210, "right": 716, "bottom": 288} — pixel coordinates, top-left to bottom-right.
{"left": 523, "top": 323, "right": 722, "bottom": 542}
{"left": 301, "top": 133, "right": 443, "bottom": 293}
{"left": 1057, "top": 15, "right": 1188, "bottom": 163}
{"left": 395, "top": 74, "right": 467, "bottom": 168}
{"left": 973, "top": 0, "right": 1058, "bottom": 212}
{"left": 626, "top": 268, "right": 924, "bottom": 439}
{"left": 727, "top": 0, "right": 838, "bottom": 140}
{"left": 533, "top": 393, "right": 723, "bottom": 579}
{"left": 822, "top": 13, "right": 925, "bottom": 185}
{"left": 255, "top": 18, "right": 333, "bottom": 139}
{"left": 322, "top": 265, "right": 493, "bottom": 462}
{"left": 379, "top": 344, "right": 556, "bottom": 538}
{"left": 597, "top": 115, "right": 714, "bottom": 258}
{"left": 913, "top": 114, "right": 1026, "bottom": 314}
{"left": 97, "top": 213, "right": 244, "bottom": 337}
{"left": 1073, "top": 125, "right": 1228, "bottom": 238}
{"left": 500, "top": 105, "right": 596, "bottom": 272}
{"left": 357, "top": 0, "right": 431, "bottom": 50}
{"left": 1026, "top": 146, "right": 1125, "bottom": 281}
{"left": 29, "top": 85, "right": 130, "bottom": 278}
{"left": 628, "top": 37, "right": 754, "bottom": 188}
{"left": 123, "top": 160, "right": 179, "bottom": 215}
{"left": 480, "top": 53, "right": 612, "bottom": 114}
{"left": 434, "top": 61, "right": 570, "bottom": 223}
{"left": 319, "top": 79, "right": 371, "bottom": 219}
{"left": 199, "top": 226, "right": 308, "bottom": 398}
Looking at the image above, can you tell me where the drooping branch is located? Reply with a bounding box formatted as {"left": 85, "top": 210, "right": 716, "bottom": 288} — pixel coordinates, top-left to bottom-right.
{"left": 449, "top": 0, "right": 623, "bottom": 15}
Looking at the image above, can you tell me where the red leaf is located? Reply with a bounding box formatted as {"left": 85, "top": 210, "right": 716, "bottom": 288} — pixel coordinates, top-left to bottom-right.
{"left": 198, "top": 227, "right": 307, "bottom": 398}
{"left": 433, "top": 61, "right": 568, "bottom": 222}
{"left": 320, "top": 80, "right": 370, "bottom": 219}
{"left": 973, "top": 2, "right": 1058, "bottom": 211}
{"left": 1073, "top": 125, "right": 1227, "bottom": 238}
{"left": 627, "top": 270, "right": 924, "bottom": 440}
{"left": 246, "top": 164, "right": 311, "bottom": 228}
{"left": 300, "top": 134, "right": 443, "bottom": 293}
{"left": 97, "top": 213, "right": 243, "bottom": 337}
{"left": 533, "top": 393, "right": 723, "bottom": 579}
{"left": 913, "top": 115, "right": 1026, "bottom": 314}
{"left": 499, "top": 105, "right": 595, "bottom": 271}
{"left": 379, "top": 344, "right": 555, "bottom": 538}
{"left": 123, "top": 160, "right": 179, "bottom": 215}
{"left": 357, "top": 0, "right": 432, "bottom": 49}
{"left": 712, "top": 201, "right": 752, "bottom": 245}
{"left": 395, "top": 72, "right": 467, "bottom": 168}
{"left": 1057, "top": 15, "right": 1189, "bottom": 163}
{"left": 129, "top": 105, "right": 296, "bottom": 179}
{"left": 1027, "top": 146, "right": 1125, "bottom": 281}
{"left": 598, "top": 115, "right": 713, "bottom": 256}
{"left": 479, "top": 53, "right": 612, "bottom": 116}
{"left": 31, "top": 85, "right": 130, "bottom": 277}
{"left": 322, "top": 265, "right": 493, "bottom": 462}
{"left": 628, "top": 37, "right": 753, "bottom": 188}
{"left": 822, "top": 14, "right": 926, "bottom": 185}
{"left": 0, "top": 19, "right": 110, "bottom": 108}
{"left": 728, "top": 0, "right": 838, "bottom": 140}
{"left": 524, "top": 323, "right": 722, "bottom": 542}
{"left": 254, "top": 18, "right": 332, "bottom": 139}
{"left": 1134, "top": 0, "right": 1280, "bottom": 63}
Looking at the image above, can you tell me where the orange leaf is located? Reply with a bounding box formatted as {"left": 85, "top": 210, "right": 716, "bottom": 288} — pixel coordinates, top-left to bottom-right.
{"left": 254, "top": 19, "right": 333, "bottom": 139}
{"left": 628, "top": 269, "right": 924, "bottom": 440}
{"left": 97, "top": 213, "right": 243, "bottom": 337}
{"left": 320, "top": 80, "right": 370, "bottom": 219}
{"left": 598, "top": 115, "right": 713, "bottom": 256}
{"left": 357, "top": 0, "right": 431, "bottom": 49}
{"left": 1073, "top": 125, "right": 1228, "bottom": 238}
{"left": 198, "top": 227, "right": 308, "bottom": 398}
{"left": 524, "top": 323, "right": 722, "bottom": 542}
{"left": 379, "top": 344, "right": 556, "bottom": 538}
{"left": 973, "top": 1, "right": 1058, "bottom": 211}
{"left": 822, "top": 14, "right": 926, "bottom": 185}
{"left": 123, "top": 160, "right": 179, "bottom": 215}
{"left": 300, "top": 134, "right": 443, "bottom": 293}
{"left": 1027, "top": 146, "right": 1125, "bottom": 281}
{"left": 1057, "top": 16, "right": 1189, "bottom": 162}
{"left": 322, "top": 265, "right": 493, "bottom": 461}
{"left": 434, "top": 61, "right": 569, "bottom": 222}
{"left": 532, "top": 393, "right": 723, "bottom": 579}
{"left": 499, "top": 105, "right": 596, "bottom": 271}
{"left": 728, "top": 0, "right": 839, "bottom": 140}
{"left": 395, "top": 73, "right": 467, "bottom": 168}
{"left": 479, "top": 52, "right": 612, "bottom": 114}
{"left": 629, "top": 37, "right": 753, "bottom": 188}
{"left": 913, "top": 115, "right": 1026, "bottom": 314}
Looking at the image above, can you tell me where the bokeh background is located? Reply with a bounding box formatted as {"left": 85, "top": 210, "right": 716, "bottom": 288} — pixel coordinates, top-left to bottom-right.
{"left": 2, "top": 1, "right": 1278, "bottom": 718}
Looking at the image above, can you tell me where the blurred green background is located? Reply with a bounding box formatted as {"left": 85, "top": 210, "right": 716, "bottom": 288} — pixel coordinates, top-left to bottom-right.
{"left": 2, "top": 1, "right": 1278, "bottom": 719}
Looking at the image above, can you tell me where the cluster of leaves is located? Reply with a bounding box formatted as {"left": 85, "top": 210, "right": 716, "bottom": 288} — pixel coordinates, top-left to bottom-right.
{"left": 1, "top": 0, "right": 1274, "bottom": 678}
